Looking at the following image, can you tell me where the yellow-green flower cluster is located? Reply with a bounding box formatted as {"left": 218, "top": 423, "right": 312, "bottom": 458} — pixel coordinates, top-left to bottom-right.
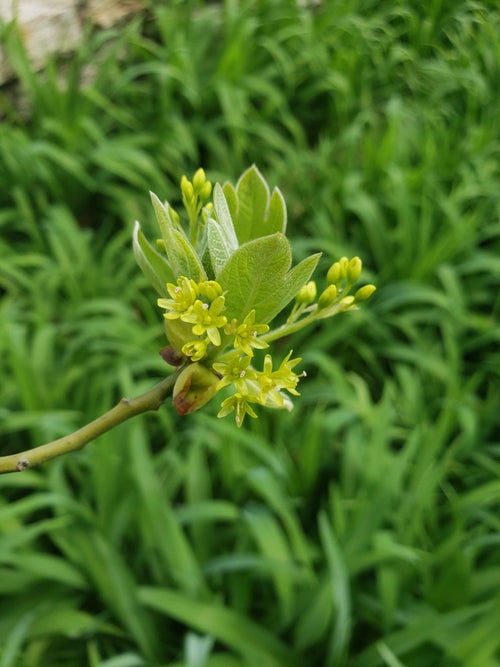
{"left": 158, "top": 277, "right": 227, "bottom": 361}
{"left": 158, "top": 275, "right": 305, "bottom": 426}
{"left": 214, "top": 350, "right": 304, "bottom": 427}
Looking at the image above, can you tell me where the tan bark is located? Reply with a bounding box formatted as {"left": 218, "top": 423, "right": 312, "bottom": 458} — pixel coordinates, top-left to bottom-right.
{"left": 0, "top": 0, "right": 144, "bottom": 84}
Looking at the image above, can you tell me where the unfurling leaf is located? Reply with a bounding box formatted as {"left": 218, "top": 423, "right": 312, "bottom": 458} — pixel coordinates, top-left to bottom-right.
{"left": 133, "top": 221, "right": 174, "bottom": 295}
{"left": 150, "top": 192, "right": 207, "bottom": 280}
{"left": 228, "top": 165, "right": 287, "bottom": 244}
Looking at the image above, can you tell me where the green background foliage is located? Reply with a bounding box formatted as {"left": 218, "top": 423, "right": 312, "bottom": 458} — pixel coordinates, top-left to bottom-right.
{"left": 1, "top": 0, "right": 499, "bottom": 665}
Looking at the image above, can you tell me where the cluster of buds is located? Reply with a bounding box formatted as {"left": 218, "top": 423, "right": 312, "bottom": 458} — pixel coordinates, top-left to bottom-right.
{"left": 180, "top": 168, "right": 213, "bottom": 244}
{"left": 278, "top": 256, "right": 376, "bottom": 343}
{"left": 133, "top": 166, "right": 376, "bottom": 427}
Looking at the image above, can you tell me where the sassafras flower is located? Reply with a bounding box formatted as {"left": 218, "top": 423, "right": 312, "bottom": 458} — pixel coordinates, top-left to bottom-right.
{"left": 259, "top": 351, "right": 304, "bottom": 396}
{"left": 182, "top": 338, "right": 209, "bottom": 361}
{"left": 213, "top": 354, "right": 258, "bottom": 392}
{"left": 181, "top": 296, "right": 227, "bottom": 346}
{"left": 158, "top": 277, "right": 198, "bottom": 320}
{"left": 230, "top": 310, "right": 270, "bottom": 357}
{"left": 217, "top": 393, "right": 258, "bottom": 427}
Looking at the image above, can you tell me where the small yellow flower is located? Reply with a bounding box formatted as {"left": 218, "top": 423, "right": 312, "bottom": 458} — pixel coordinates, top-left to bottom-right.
{"left": 259, "top": 351, "right": 303, "bottom": 397}
{"left": 181, "top": 296, "right": 227, "bottom": 346}
{"left": 217, "top": 393, "right": 258, "bottom": 427}
{"left": 213, "top": 354, "right": 258, "bottom": 392}
{"left": 158, "top": 277, "right": 198, "bottom": 319}
{"left": 230, "top": 310, "right": 269, "bottom": 357}
{"left": 182, "top": 338, "right": 209, "bottom": 361}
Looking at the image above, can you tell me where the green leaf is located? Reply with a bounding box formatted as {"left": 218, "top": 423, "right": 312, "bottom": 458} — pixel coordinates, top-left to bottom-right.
{"left": 232, "top": 165, "right": 287, "bottom": 244}
{"left": 217, "top": 232, "right": 320, "bottom": 323}
{"left": 244, "top": 508, "right": 295, "bottom": 623}
{"left": 169, "top": 228, "right": 208, "bottom": 281}
{"left": 29, "top": 607, "right": 115, "bottom": 639}
{"left": 65, "top": 528, "right": 161, "bottom": 660}
{"left": 319, "top": 512, "right": 352, "bottom": 665}
{"left": 207, "top": 219, "right": 233, "bottom": 276}
{"left": 150, "top": 191, "right": 206, "bottom": 280}
{"left": 213, "top": 183, "right": 239, "bottom": 252}
{"left": 208, "top": 184, "right": 239, "bottom": 274}
{"left": 139, "top": 586, "right": 299, "bottom": 667}
{"left": 132, "top": 221, "right": 174, "bottom": 295}
{"left": 222, "top": 181, "right": 238, "bottom": 223}
{"left": 294, "top": 584, "right": 333, "bottom": 651}
{"left": 267, "top": 187, "right": 287, "bottom": 235}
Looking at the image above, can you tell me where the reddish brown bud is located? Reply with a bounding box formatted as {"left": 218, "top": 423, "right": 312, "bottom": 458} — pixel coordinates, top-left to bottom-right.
{"left": 159, "top": 346, "right": 185, "bottom": 367}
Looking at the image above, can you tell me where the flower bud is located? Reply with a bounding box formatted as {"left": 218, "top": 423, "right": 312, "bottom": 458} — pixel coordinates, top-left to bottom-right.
{"left": 318, "top": 284, "right": 338, "bottom": 309}
{"left": 159, "top": 345, "right": 184, "bottom": 366}
{"left": 296, "top": 281, "right": 317, "bottom": 305}
{"left": 339, "top": 256, "right": 349, "bottom": 275}
{"left": 347, "top": 256, "right": 362, "bottom": 282}
{"left": 173, "top": 363, "right": 220, "bottom": 415}
{"left": 182, "top": 339, "right": 208, "bottom": 362}
{"left": 326, "top": 262, "right": 341, "bottom": 286}
{"left": 354, "top": 284, "right": 376, "bottom": 302}
{"left": 193, "top": 168, "right": 206, "bottom": 191}
{"left": 181, "top": 175, "right": 194, "bottom": 201}
{"left": 200, "top": 181, "right": 212, "bottom": 200}
{"left": 198, "top": 280, "right": 223, "bottom": 302}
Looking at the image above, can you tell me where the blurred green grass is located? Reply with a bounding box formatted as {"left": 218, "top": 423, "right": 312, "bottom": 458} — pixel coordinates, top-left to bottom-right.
{"left": 1, "top": 0, "right": 499, "bottom": 665}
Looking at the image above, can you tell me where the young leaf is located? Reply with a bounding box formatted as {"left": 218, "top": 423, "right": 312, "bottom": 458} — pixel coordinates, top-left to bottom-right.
{"left": 212, "top": 183, "right": 239, "bottom": 253}
{"left": 233, "top": 165, "right": 287, "bottom": 244}
{"left": 222, "top": 181, "right": 238, "bottom": 223}
{"left": 267, "top": 186, "right": 287, "bottom": 235}
{"left": 217, "top": 232, "right": 320, "bottom": 323}
{"left": 207, "top": 218, "right": 233, "bottom": 276}
{"left": 150, "top": 191, "right": 173, "bottom": 231}
{"left": 133, "top": 221, "right": 174, "bottom": 295}
{"left": 150, "top": 191, "right": 207, "bottom": 280}
{"left": 168, "top": 228, "right": 207, "bottom": 281}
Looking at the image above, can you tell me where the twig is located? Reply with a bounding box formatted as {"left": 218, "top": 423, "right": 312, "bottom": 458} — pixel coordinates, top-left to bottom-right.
{"left": 0, "top": 373, "right": 178, "bottom": 474}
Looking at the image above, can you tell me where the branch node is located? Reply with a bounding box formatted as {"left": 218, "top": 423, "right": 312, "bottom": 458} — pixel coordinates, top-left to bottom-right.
{"left": 120, "top": 397, "right": 130, "bottom": 404}
{"left": 16, "top": 459, "right": 30, "bottom": 472}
